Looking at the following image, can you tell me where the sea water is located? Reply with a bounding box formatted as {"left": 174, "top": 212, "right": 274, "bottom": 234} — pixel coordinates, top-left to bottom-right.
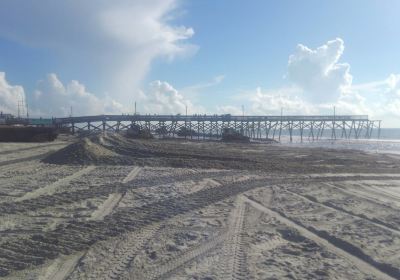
{"left": 281, "top": 128, "right": 400, "bottom": 156}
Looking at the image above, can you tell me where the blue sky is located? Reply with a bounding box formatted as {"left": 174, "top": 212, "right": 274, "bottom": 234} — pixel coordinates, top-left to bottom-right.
{"left": 153, "top": 0, "right": 400, "bottom": 84}
{"left": 0, "top": 0, "right": 400, "bottom": 126}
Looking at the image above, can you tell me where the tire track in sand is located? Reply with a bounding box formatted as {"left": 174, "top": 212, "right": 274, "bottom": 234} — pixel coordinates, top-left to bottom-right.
{"left": 137, "top": 198, "right": 247, "bottom": 280}
{"left": 38, "top": 167, "right": 104, "bottom": 280}
{"left": 78, "top": 174, "right": 222, "bottom": 280}
{"left": 42, "top": 252, "right": 85, "bottom": 280}
{"left": 0, "top": 152, "right": 54, "bottom": 167}
{"left": 102, "top": 224, "right": 160, "bottom": 280}
{"left": 217, "top": 198, "right": 248, "bottom": 280}
{"left": 326, "top": 181, "right": 400, "bottom": 208}
{"left": 283, "top": 187, "right": 400, "bottom": 236}
{"left": 0, "top": 178, "right": 305, "bottom": 276}
{"left": 16, "top": 166, "right": 96, "bottom": 202}
{"left": 68, "top": 223, "right": 161, "bottom": 280}
{"left": 1, "top": 175, "right": 396, "bottom": 217}
{"left": 5, "top": 176, "right": 393, "bottom": 277}
{"left": 41, "top": 166, "right": 142, "bottom": 280}
{"left": 89, "top": 167, "right": 141, "bottom": 221}
{"left": 137, "top": 232, "right": 227, "bottom": 280}
{"left": 122, "top": 166, "right": 142, "bottom": 184}
{"left": 0, "top": 142, "right": 66, "bottom": 156}
{"left": 242, "top": 194, "right": 397, "bottom": 280}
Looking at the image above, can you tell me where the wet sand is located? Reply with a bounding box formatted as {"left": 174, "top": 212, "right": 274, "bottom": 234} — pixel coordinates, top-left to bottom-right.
{"left": 0, "top": 133, "right": 400, "bottom": 279}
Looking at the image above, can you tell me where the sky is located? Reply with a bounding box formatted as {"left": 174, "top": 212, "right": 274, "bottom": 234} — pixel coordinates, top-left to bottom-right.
{"left": 0, "top": 0, "right": 400, "bottom": 127}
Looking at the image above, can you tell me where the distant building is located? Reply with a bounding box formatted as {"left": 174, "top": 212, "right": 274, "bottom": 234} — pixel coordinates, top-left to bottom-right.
{"left": 0, "top": 112, "right": 14, "bottom": 124}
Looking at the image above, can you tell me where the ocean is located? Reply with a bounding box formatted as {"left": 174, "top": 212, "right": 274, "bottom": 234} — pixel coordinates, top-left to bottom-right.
{"left": 281, "top": 128, "right": 400, "bottom": 155}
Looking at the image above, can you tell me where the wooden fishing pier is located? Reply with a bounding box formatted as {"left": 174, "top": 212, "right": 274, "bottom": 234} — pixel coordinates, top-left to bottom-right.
{"left": 52, "top": 114, "right": 381, "bottom": 142}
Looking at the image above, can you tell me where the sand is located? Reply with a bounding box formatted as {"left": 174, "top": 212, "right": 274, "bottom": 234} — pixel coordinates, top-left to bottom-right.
{"left": 0, "top": 132, "right": 400, "bottom": 279}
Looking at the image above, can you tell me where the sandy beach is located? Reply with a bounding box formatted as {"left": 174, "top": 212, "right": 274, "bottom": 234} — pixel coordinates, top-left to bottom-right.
{"left": 1, "top": 133, "right": 400, "bottom": 279}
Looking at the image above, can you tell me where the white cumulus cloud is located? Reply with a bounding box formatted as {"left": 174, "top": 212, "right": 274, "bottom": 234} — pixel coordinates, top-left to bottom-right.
{"left": 386, "top": 74, "right": 400, "bottom": 97}
{"left": 139, "top": 80, "right": 203, "bottom": 115}
{"left": 216, "top": 105, "right": 243, "bottom": 115}
{"left": 0, "top": 72, "right": 26, "bottom": 115}
{"left": 227, "top": 38, "right": 357, "bottom": 117}
{"left": 287, "top": 38, "right": 352, "bottom": 103}
{"left": 250, "top": 87, "right": 316, "bottom": 115}
{"left": 1, "top": 71, "right": 207, "bottom": 118}
{"left": 349, "top": 73, "right": 400, "bottom": 123}
{"left": 236, "top": 38, "right": 375, "bottom": 118}
{"left": 0, "top": 0, "right": 196, "bottom": 102}
{"left": 31, "top": 74, "right": 123, "bottom": 117}
{"left": 384, "top": 74, "right": 400, "bottom": 118}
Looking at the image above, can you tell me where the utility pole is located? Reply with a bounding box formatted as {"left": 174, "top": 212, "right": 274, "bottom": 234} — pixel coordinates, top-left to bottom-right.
{"left": 241, "top": 105, "right": 244, "bottom": 117}
{"left": 70, "top": 106, "right": 73, "bottom": 118}
{"left": 184, "top": 104, "right": 188, "bottom": 139}
{"left": 378, "top": 120, "right": 381, "bottom": 139}
{"left": 332, "top": 106, "right": 336, "bottom": 140}
{"left": 17, "top": 100, "right": 20, "bottom": 119}
{"left": 22, "top": 97, "right": 25, "bottom": 118}
{"left": 134, "top": 101, "right": 136, "bottom": 115}
{"left": 279, "top": 107, "right": 283, "bottom": 142}
{"left": 21, "top": 96, "right": 28, "bottom": 119}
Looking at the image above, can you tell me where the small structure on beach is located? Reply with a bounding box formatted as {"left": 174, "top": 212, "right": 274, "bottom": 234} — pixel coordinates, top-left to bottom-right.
{"left": 221, "top": 128, "right": 250, "bottom": 142}
{"left": 0, "top": 126, "right": 58, "bottom": 142}
{"left": 126, "top": 124, "right": 153, "bottom": 139}
{"left": 0, "top": 112, "right": 58, "bottom": 142}
{"left": 0, "top": 112, "right": 14, "bottom": 124}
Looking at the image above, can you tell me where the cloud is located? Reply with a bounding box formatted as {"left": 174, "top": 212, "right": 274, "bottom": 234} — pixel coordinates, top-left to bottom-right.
{"left": 239, "top": 38, "right": 381, "bottom": 118}
{"left": 222, "top": 87, "right": 326, "bottom": 117}
{"left": 1, "top": 72, "right": 204, "bottom": 118}
{"left": 139, "top": 80, "right": 204, "bottom": 115}
{"left": 221, "top": 86, "right": 316, "bottom": 116}
{"left": 213, "top": 75, "right": 226, "bottom": 84}
{"left": 386, "top": 74, "right": 400, "bottom": 97}
{"left": 0, "top": 0, "right": 196, "bottom": 101}
{"left": 363, "top": 74, "right": 400, "bottom": 118}
{"left": 216, "top": 105, "right": 243, "bottom": 115}
{"left": 287, "top": 38, "right": 352, "bottom": 103}
{"left": 1, "top": 71, "right": 208, "bottom": 117}
{"left": 180, "top": 75, "right": 226, "bottom": 96}
{"left": 0, "top": 72, "right": 25, "bottom": 115}
{"left": 250, "top": 87, "right": 316, "bottom": 115}
{"left": 225, "top": 38, "right": 357, "bottom": 117}
{"left": 334, "top": 92, "right": 370, "bottom": 115}
{"left": 384, "top": 74, "right": 400, "bottom": 118}
{"left": 232, "top": 85, "right": 369, "bottom": 117}
{"left": 31, "top": 74, "right": 123, "bottom": 117}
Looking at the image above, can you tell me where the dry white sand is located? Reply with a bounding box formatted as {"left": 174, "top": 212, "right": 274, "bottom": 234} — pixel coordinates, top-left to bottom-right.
{"left": 0, "top": 135, "right": 400, "bottom": 279}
